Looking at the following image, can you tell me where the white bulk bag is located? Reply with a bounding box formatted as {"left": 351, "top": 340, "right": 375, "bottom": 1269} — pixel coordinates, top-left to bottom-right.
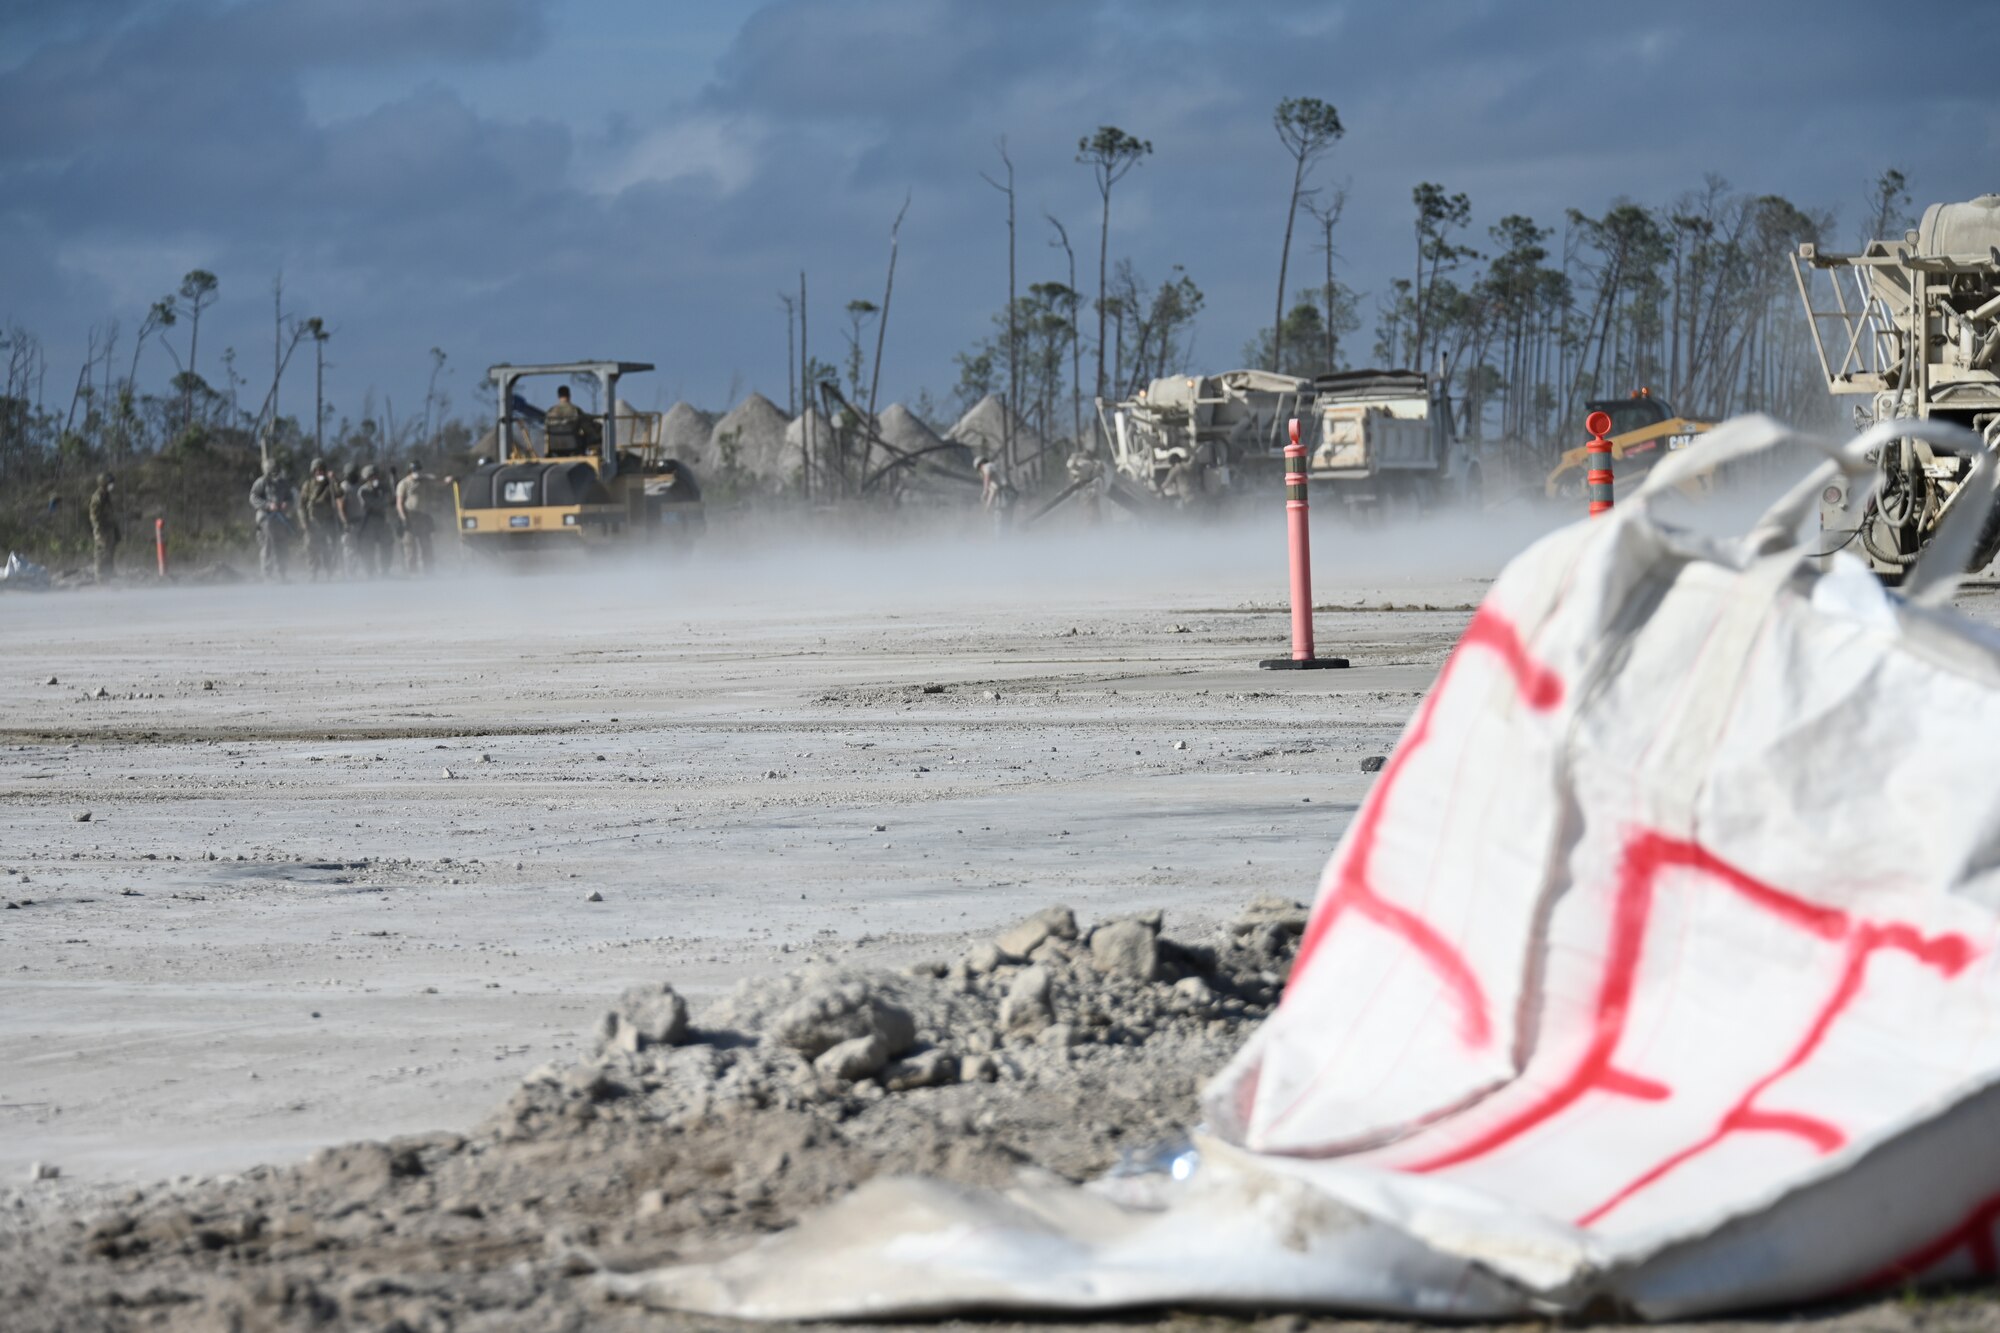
{"left": 609, "top": 417, "right": 2000, "bottom": 1319}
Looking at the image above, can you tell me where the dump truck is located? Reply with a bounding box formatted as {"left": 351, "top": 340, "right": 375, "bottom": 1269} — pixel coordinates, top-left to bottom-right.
{"left": 1794, "top": 193, "right": 2000, "bottom": 575}
{"left": 1308, "top": 367, "right": 1478, "bottom": 509}
{"left": 1543, "top": 390, "right": 1716, "bottom": 502}
{"left": 455, "top": 361, "right": 705, "bottom": 554}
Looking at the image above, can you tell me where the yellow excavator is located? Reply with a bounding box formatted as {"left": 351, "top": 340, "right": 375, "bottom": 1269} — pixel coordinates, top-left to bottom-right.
{"left": 1544, "top": 389, "right": 1717, "bottom": 501}
{"left": 454, "top": 360, "right": 705, "bottom": 554}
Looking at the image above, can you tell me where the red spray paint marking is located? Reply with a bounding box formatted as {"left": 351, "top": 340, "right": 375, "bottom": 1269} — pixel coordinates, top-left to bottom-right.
{"left": 1855, "top": 1191, "right": 2000, "bottom": 1290}
{"left": 1286, "top": 607, "right": 1564, "bottom": 1049}
{"left": 1398, "top": 831, "right": 1976, "bottom": 1230}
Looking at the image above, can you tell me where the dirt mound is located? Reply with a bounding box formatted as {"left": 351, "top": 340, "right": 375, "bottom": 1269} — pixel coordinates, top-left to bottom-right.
{"left": 948, "top": 393, "right": 1043, "bottom": 468}
{"left": 708, "top": 393, "right": 793, "bottom": 492}
{"left": 0, "top": 899, "right": 1306, "bottom": 1331}
{"left": 659, "top": 402, "right": 713, "bottom": 466}
{"left": 877, "top": 402, "right": 973, "bottom": 501}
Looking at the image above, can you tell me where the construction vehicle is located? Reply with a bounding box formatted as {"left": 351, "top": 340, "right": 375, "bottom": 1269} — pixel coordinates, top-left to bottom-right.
{"left": 1095, "top": 365, "right": 1475, "bottom": 511}
{"left": 455, "top": 361, "right": 705, "bottom": 554}
{"left": 1794, "top": 194, "right": 2000, "bottom": 575}
{"left": 1097, "top": 369, "right": 1308, "bottom": 508}
{"left": 1308, "top": 367, "right": 1478, "bottom": 509}
{"left": 1543, "top": 389, "right": 1716, "bottom": 502}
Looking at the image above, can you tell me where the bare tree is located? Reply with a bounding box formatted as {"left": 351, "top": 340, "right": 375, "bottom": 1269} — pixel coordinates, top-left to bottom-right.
{"left": 1304, "top": 186, "right": 1348, "bottom": 372}
{"left": 1269, "top": 97, "right": 1344, "bottom": 371}
{"left": 176, "top": 269, "right": 218, "bottom": 429}
{"left": 778, "top": 292, "right": 797, "bottom": 415}
{"left": 1045, "top": 212, "right": 1082, "bottom": 444}
{"left": 865, "top": 193, "right": 911, "bottom": 433}
{"left": 1863, "top": 166, "right": 1913, "bottom": 245}
{"left": 306, "top": 318, "right": 330, "bottom": 458}
{"left": 978, "top": 138, "right": 1018, "bottom": 471}
{"left": 1077, "top": 126, "right": 1152, "bottom": 405}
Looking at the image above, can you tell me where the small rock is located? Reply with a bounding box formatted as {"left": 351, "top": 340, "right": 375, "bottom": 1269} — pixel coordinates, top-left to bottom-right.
{"left": 872, "top": 824, "right": 887, "bottom": 833}
{"left": 1361, "top": 755, "right": 1387, "bottom": 773}
{"left": 959, "top": 1053, "right": 997, "bottom": 1084}
{"left": 28, "top": 1162, "right": 58, "bottom": 1182}
{"left": 1091, "top": 918, "right": 1160, "bottom": 982}
{"left": 995, "top": 905, "right": 1078, "bottom": 958}
{"left": 43, "top": 676, "right": 57, "bottom": 686}
{"left": 478, "top": 753, "right": 493, "bottom": 764}
{"left": 1172, "top": 976, "right": 1214, "bottom": 1010}
{"left": 765, "top": 769, "right": 780, "bottom": 779}
{"left": 598, "top": 981, "right": 689, "bottom": 1053}
{"left": 883, "top": 1048, "right": 958, "bottom": 1091}
{"left": 814, "top": 1031, "right": 889, "bottom": 1083}
{"left": 1000, "top": 966, "right": 1055, "bottom": 1034}
{"left": 962, "top": 942, "right": 1011, "bottom": 975}
{"left": 921, "top": 683, "right": 945, "bottom": 694}
{"left": 986, "top": 690, "right": 1001, "bottom": 701}
{"left": 441, "top": 767, "right": 455, "bottom": 779}
{"left": 1038, "top": 1021, "right": 1078, "bottom": 1048}
{"left": 1173, "top": 740, "right": 1188, "bottom": 750}
{"left": 585, "top": 890, "right": 603, "bottom": 903}
{"left": 91, "top": 686, "right": 109, "bottom": 699}
{"left": 73, "top": 811, "right": 91, "bottom": 823}
{"left": 202, "top": 680, "right": 215, "bottom": 690}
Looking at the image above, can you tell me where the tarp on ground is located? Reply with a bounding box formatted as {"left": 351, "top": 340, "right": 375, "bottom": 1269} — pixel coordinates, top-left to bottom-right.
{"left": 604, "top": 416, "right": 2000, "bottom": 1320}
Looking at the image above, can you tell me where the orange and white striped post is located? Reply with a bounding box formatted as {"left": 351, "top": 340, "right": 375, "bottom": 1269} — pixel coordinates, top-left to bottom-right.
{"left": 1260, "top": 418, "right": 1348, "bottom": 671}
{"left": 1585, "top": 410, "right": 1615, "bottom": 518}
{"left": 155, "top": 517, "right": 168, "bottom": 578}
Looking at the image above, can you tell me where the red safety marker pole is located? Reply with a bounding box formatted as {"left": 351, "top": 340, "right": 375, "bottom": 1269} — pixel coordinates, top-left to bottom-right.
{"left": 1585, "top": 409, "right": 1615, "bottom": 518}
{"left": 1260, "top": 418, "right": 1348, "bottom": 670}
{"left": 155, "top": 517, "right": 168, "bottom": 578}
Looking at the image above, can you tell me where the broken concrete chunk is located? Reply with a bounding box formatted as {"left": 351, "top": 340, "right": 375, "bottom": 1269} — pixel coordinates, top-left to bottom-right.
{"left": 1235, "top": 893, "right": 1310, "bottom": 935}
{"left": 962, "top": 942, "right": 1011, "bottom": 975}
{"left": 995, "top": 905, "right": 1078, "bottom": 958}
{"left": 814, "top": 1032, "right": 889, "bottom": 1083}
{"left": 883, "top": 1048, "right": 958, "bottom": 1091}
{"left": 999, "top": 965, "right": 1056, "bottom": 1034}
{"left": 597, "top": 982, "right": 689, "bottom": 1056}
{"left": 1361, "top": 754, "right": 1387, "bottom": 772}
{"left": 768, "top": 980, "right": 915, "bottom": 1060}
{"left": 1091, "top": 918, "right": 1161, "bottom": 982}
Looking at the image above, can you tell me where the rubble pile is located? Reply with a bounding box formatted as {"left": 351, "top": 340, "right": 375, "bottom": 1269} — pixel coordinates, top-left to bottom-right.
{"left": 490, "top": 897, "right": 1306, "bottom": 1146}
{"left": 0, "top": 900, "right": 1306, "bottom": 1331}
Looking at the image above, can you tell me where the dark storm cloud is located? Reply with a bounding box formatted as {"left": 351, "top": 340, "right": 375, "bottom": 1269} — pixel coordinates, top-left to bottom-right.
{"left": 1, "top": 0, "right": 1994, "bottom": 425}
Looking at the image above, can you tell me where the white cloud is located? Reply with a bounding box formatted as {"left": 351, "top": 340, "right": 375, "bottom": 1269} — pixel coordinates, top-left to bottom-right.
{"left": 586, "top": 112, "right": 765, "bottom": 197}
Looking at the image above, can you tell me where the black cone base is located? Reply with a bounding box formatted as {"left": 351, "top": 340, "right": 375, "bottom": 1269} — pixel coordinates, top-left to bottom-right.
{"left": 1259, "top": 656, "right": 1350, "bottom": 670}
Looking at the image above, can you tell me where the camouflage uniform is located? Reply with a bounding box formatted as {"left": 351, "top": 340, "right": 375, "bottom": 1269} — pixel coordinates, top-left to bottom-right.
{"left": 337, "top": 467, "right": 370, "bottom": 576}
{"left": 395, "top": 464, "right": 435, "bottom": 575}
{"left": 358, "top": 465, "right": 394, "bottom": 576}
{"left": 248, "top": 465, "right": 296, "bottom": 581}
{"left": 88, "top": 473, "right": 120, "bottom": 582}
{"left": 297, "top": 459, "right": 342, "bottom": 580}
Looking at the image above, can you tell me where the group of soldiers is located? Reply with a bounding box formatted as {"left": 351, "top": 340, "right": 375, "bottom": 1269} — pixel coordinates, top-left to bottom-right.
{"left": 250, "top": 457, "right": 442, "bottom": 581}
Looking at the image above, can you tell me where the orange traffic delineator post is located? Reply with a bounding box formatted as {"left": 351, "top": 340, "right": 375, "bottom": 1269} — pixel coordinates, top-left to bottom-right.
{"left": 1585, "top": 409, "right": 1615, "bottom": 517}
{"left": 1260, "top": 418, "right": 1349, "bottom": 671}
{"left": 155, "top": 517, "right": 168, "bottom": 578}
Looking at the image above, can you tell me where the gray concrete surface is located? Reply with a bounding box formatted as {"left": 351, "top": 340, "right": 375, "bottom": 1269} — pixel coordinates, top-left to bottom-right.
{"left": 1, "top": 519, "right": 1496, "bottom": 1185}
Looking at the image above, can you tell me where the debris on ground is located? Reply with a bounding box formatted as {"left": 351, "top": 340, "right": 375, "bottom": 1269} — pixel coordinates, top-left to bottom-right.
{"left": 0, "top": 900, "right": 1304, "bottom": 1331}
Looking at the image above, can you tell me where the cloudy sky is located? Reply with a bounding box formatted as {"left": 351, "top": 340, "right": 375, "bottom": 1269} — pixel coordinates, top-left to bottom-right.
{"left": 3, "top": 0, "right": 1995, "bottom": 429}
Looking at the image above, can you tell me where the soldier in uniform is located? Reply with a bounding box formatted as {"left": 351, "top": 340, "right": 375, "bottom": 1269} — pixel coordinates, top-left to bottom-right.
{"left": 358, "top": 464, "right": 395, "bottom": 576}
{"left": 544, "top": 385, "right": 583, "bottom": 455}
{"left": 297, "top": 457, "right": 342, "bottom": 580}
{"left": 395, "top": 459, "right": 436, "bottom": 575}
{"left": 87, "top": 472, "right": 120, "bottom": 582}
{"left": 337, "top": 465, "right": 370, "bottom": 576}
{"left": 248, "top": 461, "right": 296, "bottom": 582}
